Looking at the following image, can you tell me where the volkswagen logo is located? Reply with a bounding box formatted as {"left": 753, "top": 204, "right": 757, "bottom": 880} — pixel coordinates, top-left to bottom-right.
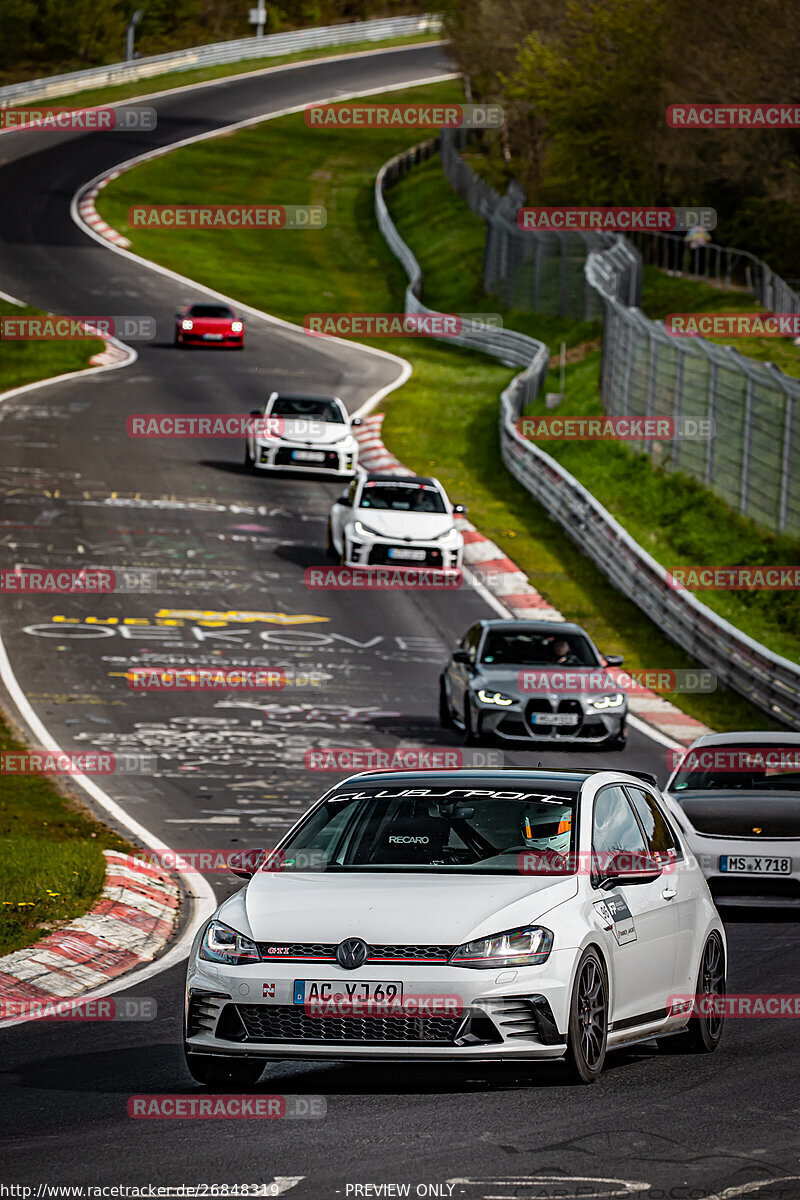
{"left": 336, "top": 937, "right": 368, "bottom": 970}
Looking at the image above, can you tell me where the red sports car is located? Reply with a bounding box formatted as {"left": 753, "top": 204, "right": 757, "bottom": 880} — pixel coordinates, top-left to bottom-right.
{"left": 174, "top": 303, "right": 245, "bottom": 348}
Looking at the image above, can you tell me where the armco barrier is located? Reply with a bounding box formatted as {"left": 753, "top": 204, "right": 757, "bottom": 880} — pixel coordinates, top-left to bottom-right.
{"left": 0, "top": 15, "right": 442, "bottom": 107}
{"left": 375, "top": 141, "right": 800, "bottom": 729}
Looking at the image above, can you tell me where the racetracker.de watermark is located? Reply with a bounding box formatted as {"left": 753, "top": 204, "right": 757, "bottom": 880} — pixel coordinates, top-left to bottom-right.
{"left": 304, "top": 748, "right": 504, "bottom": 771}
{"left": 1, "top": 567, "right": 157, "bottom": 593}
{"left": 131, "top": 848, "right": 327, "bottom": 874}
{"left": 126, "top": 668, "right": 285, "bottom": 690}
{"left": 0, "top": 997, "right": 156, "bottom": 1022}
{"left": 303, "top": 996, "right": 463, "bottom": 1018}
{"left": 127, "top": 1095, "right": 326, "bottom": 1119}
{"left": 304, "top": 103, "right": 503, "bottom": 128}
{"left": 304, "top": 567, "right": 464, "bottom": 591}
{"left": 669, "top": 993, "right": 800, "bottom": 1016}
{"left": 303, "top": 313, "right": 503, "bottom": 337}
{"left": 127, "top": 205, "right": 326, "bottom": 229}
{"left": 518, "top": 850, "right": 677, "bottom": 876}
{"left": 127, "top": 414, "right": 285, "bottom": 438}
{"left": 668, "top": 103, "right": 800, "bottom": 128}
{"left": 667, "top": 566, "right": 800, "bottom": 590}
{"left": 518, "top": 416, "right": 713, "bottom": 441}
{"left": 0, "top": 106, "right": 156, "bottom": 130}
{"left": 517, "top": 668, "right": 716, "bottom": 695}
{"left": 0, "top": 316, "right": 156, "bottom": 340}
{"left": 0, "top": 752, "right": 156, "bottom": 775}
{"left": 518, "top": 206, "right": 716, "bottom": 231}
{"left": 666, "top": 313, "right": 800, "bottom": 337}
{"left": 667, "top": 747, "right": 800, "bottom": 772}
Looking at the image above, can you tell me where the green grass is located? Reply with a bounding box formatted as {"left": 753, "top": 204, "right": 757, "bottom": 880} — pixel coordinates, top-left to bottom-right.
{"left": 639, "top": 266, "right": 800, "bottom": 379}
{"left": 0, "top": 301, "right": 105, "bottom": 393}
{"left": 0, "top": 719, "right": 135, "bottom": 955}
{"left": 96, "top": 85, "right": 782, "bottom": 732}
{"left": 6, "top": 33, "right": 443, "bottom": 115}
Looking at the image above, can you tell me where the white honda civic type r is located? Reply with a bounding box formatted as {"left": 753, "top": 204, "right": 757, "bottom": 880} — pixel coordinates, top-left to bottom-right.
{"left": 184, "top": 768, "right": 726, "bottom": 1086}
{"left": 244, "top": 391, "right": 360, "bottom": 476}
{"left": 326, "top": 473, "right": 465, "bottom": 570}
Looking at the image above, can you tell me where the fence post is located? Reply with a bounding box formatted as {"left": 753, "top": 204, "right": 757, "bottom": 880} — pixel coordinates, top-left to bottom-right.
{"left": 672, "top": 344, "right": 685, "bottom": 470}
{"left": 705, "top": 359, "right": 718, "bottom": 486}
{"left": 739, "top": 376, "right": 754, "bottom": 517}
{"left": 779, "top": 390, "right": 795, "bottom": 533}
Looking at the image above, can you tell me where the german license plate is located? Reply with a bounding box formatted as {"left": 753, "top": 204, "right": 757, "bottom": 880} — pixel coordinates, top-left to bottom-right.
{"left": 292, "top": 450, "right": 326, "bottom": 462}
{"left": 293, "top": 980, "right": 402, "bottom": 1004}
{"left": 719, "top": 855, "right": 792, "bottom": 874}
{"left": 202, "top": 333, "right": 224, "bottom": 340}
{"left": 530, "top": 713, "right": 580, "bottom": 726}
{"left": 388, "top": 547, "right": 426, "bottom": 561}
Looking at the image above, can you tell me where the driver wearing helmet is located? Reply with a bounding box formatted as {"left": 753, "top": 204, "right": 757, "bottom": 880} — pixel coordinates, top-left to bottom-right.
{"left": 520, "top": 803, "right": 573, "bottom": 853}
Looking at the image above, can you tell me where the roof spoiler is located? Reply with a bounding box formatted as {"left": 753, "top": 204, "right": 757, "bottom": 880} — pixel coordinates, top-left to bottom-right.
{"left": 622, "top": 769, "right": 660, "bottom": 788}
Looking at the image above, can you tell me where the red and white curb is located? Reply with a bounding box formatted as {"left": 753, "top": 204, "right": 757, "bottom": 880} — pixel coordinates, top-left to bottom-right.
{"left": 0, "top": 851, "right": 179, "bottom": 1006}
{"left": 354, "top": 415, "right": 712, "bottom": 747}
{"left": 77, "top": 170, "right": 131, "bottom": 248}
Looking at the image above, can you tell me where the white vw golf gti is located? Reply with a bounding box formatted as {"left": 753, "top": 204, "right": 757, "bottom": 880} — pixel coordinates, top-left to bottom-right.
{"left": 185, "top": 768, "right": 726, "bottom": 1085}
{"left": 326, "top": 473, "right": 465, "bottom": 570}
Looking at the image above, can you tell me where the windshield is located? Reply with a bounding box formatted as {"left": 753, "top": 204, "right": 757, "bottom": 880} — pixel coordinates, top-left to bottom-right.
{"left": 480, "top": 630, "right": 599, "bottom": 667}
{"left": 188, "top": 304, "right": 234, "bottom": 319}
{"left": 275, "top": 786, "right": 579, "bottom": 874}
{"left": 671, "top": 745, "right": 800, "bottom": 792}
{"left": 270, "top": 396, "right": 344, "bottom": 423}
{"left": 359, "top": 482, "right": 447, "bottom": 514}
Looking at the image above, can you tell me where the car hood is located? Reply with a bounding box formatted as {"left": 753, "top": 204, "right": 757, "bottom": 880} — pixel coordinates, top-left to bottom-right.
{"left": 277, "top": 419, "right": 349, "bottom": 445}
{"left": 669, "top": 790, "right": 800, "bottom": 837}
{"left": 219, "top": 871, "right": 577, "bottom": 944}
{"left": 349, "top": 509, "right": 454, "bottom": 541}
{"left": 185, "top": 316, "right": 235, "bottom": 328}
{"left": 472, "top": 664, "right": 616, "bottom": 701}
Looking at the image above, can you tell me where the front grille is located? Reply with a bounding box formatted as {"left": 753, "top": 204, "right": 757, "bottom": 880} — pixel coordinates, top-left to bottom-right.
{"left": 481, "top": 994, "right": 561, "bottom": 1044}
{"left": 367, "top": 545, "right": 443, "bottom": 567}
{"left": 274, "top": 447, "right": 339, "bottom": 468}
{"left": 256, "top": 942, "right": 456, "bottom": 963}
{"left": 710, "top": 876, "right": 800, "bottom": 901}
{"left": 233, "top": 1004, "right": 461, "bottom": 1044}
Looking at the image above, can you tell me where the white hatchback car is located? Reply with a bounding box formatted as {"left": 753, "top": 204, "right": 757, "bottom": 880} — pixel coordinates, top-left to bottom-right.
{"left": 326, "top": 473, "right": 465, "bottom": 570}
{"left": 184, "top": 767, "right": 725, "bottom": 1087}
{"left": 245, "top": 392, "right": 360, "bottom": 476}
{"left": 664, "top": 730, "right": 800, "bottom": 907}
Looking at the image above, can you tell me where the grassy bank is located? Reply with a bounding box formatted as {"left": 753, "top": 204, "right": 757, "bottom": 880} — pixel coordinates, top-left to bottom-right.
{"left": 0, "top": 301, "right": 105, "bottom": 394}
{"left": 0, "top": 716, "right": 134, "bottom": 955}
{"left": 96, "top": 84, "right": 779, "bottom": 731}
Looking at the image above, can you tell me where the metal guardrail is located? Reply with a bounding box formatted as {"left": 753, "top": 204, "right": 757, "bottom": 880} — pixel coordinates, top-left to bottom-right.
{"left": 0, "top": 15, "right": 442, "bottom": 106}
{"left": 375, "top": 140, "right": 800, "bottom": 729}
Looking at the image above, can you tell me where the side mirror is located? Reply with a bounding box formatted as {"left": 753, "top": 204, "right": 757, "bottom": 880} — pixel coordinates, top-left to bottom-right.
{"left": 249, "top": 409, "right": 263, "bottom": 417}
{"left": 603, "top": 654, "right": 624, "bottom": 667}
{"left": 453, "top": 504, "right": 468, "bottom": 515}
{"left": 228, "top": 848, "right": 266, "bottom": 879}
{"left": 351, "top": 417, "right": 363, "bottom": 427}
{"left": 596, "top": 850, "right": 662, "bottom": 889}
{"left": 452, "top": 649, "right": 472, "bottom": 664}
{"left": 336, "top": 493, "right": 352, "bottom": 507}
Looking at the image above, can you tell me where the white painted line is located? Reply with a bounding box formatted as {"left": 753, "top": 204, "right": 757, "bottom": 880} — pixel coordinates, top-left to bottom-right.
{"left": 627, "top": 712, "right": 682, "bottom": 751}
{"left": 0, "top": 287, "right": 25, "bottom": 306}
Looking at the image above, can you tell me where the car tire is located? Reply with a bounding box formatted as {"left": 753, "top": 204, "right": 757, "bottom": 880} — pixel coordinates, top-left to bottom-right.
{"left": 326, "top": 522, "right": 338, "bottom": 560}
{"left": 173, "top": 332, "right": 181, "bottom": 347}
{"left": 463, "top": 699, "right": 484, "bottom": 746}
{"left": 564, "top": 947, "right": 608, "bottom": 1084}
{"left": 184, "top": 1051, "right": 265, "bottom": 1088}
{"left": 243, "top": 442, "right": 255, "bottom": 471}
{"left": 687, "top": 932, "right": 726, "bottom": 1052}
{"left": 439, "top": 678, "right": 454, "bottom": 729}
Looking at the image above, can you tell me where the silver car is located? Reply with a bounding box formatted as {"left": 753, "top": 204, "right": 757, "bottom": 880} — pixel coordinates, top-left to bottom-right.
{"left": 439, "top": 619, "right": 627, "bottom": 749}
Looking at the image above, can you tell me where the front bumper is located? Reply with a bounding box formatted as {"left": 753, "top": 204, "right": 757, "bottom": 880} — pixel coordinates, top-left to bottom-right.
{"left": 473, "top": 698, "right": 626, "bottom": 744}
{"left": 254, "top": 440, "right": 357, "bottom": 476}
{"left": 176, "top": 329, "right": 244, "bottom": 346}
{"left": 689, "top": 835, "right": 800, "bottom": 905}
{"left": 343, "top": 534, "right": 463, "bottom": 571}
{"left": 185, "top": 956, "right": 572, "bottom": 1061}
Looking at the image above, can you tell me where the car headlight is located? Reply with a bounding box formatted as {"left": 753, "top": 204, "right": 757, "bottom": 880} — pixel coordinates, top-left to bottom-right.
{"left": 199, "top": 919, "right": 260, "bottom": 966}
{"left": 589, "top": 693, "right": 625, "bottom": 710}
{"left": 230, "top": 321, "right": 244, "bottom": 333}
{"left": 433, "top": 526, "right": 460, "bottom": 542}
{"left": 477, "top": 689, "right": 515, "bottom": 706}
{"left": 450, "top": 924, "right": 553, "bottom": 969}
{"left": 181, "top": 319, "right": 193, "bottom": 331}
{"left": 353, "top": 520, "right": 382, "bottom": 538}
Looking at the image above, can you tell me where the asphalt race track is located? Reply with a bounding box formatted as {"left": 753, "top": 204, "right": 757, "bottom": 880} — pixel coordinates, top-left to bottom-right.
{"left": 0, "top": 44, "right": 799, "bottom": 1200}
